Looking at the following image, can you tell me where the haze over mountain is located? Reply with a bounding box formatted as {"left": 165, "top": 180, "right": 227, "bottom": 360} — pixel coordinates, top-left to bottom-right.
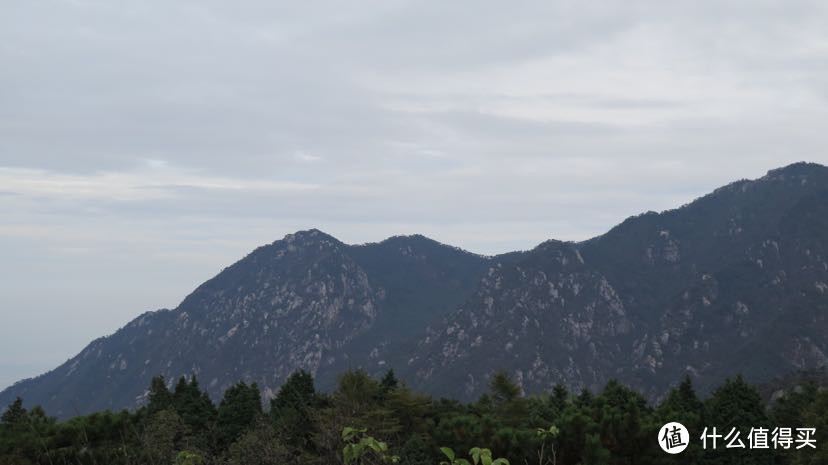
{"left": 2, "top": 162, "right": 826, "bottom": 418}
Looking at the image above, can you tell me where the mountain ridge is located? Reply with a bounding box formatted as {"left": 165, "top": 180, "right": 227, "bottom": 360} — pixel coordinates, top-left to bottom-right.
{"left": 2, "top": 162, "right": 827, "bottom": 417}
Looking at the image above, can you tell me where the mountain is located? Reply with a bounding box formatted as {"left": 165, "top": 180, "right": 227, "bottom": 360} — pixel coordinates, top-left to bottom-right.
{"left": 410, "top": 162, "right": 828, "bottom": 399}
{"left": 0, "top": 231, "right": 508, "bottom": 417}
{"left": 2, "top": 162, "right": 827, "bottom": 417}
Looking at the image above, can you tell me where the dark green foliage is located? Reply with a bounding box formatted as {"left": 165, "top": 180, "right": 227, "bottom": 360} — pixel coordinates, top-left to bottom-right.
{"left": 769, "top": 383, "right": 828, "bottom": 465}
{"left": 581, "top": 433, "right": 610, "bottom": 465}
{"left": 793, "top": 388, "right": 828, "bottom": 465}
{"left": 142, "top": 408, "right": 188, "bottom": 463}
{"left": 489, "top": 372, "right": 521, "bottom": 406}
{"left": 396, "top": 434, "right": 431, "bottom": 465}
{"left": 575, "top": 388, "right": 593, "bottom": 408}
{"left": 770, "top": 382, "right": 818, "bottom": 429}
{"left": 380, "top": 370, "right": 399, "bottom": 398}
{"left": 384, "top": 385, "right": 431, "bottom": 435}
{"left": 270, "top": 370, "right": 320, "bottom": 452}
{"left": 224, "top": 420, "right": 291, "bottom": 465}
{"left": 550, "top": 384, "right": 568, "bottom": 413}
{"left": 650, "top": 376, "right": 706, "bottom": 464}
{"left": 216, "top": 381, "right": 262, "bottom": 446}
{"left": 147, "top": 375, "right": 174, "bottom": 414}
{"left": 333, "top": 370, "right": 402, "bottom": 438}
{"left": 271, "top": 370, "right": 317, "bottom": 414}
{"left": 594, "top": 380, "right": 650, "bottom": 462}
{"left": 0, "top": 398, "right": 26, "bottom": 427}
{"left": 0, "top": 371, "right": 825, "bottom": 464}
{"left": 703, "top": 376, "right": 773, "bottom": 465}
{"left": 172, "top": 375, "right": 217, "bottom": 441}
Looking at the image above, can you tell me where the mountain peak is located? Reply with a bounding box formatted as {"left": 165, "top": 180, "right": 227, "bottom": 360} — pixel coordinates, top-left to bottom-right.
{"left": 280, "top": 228, "right": 341, "bottom": 247}
{"left": 376, "top": 233, "right": 449, "bottom": 249}
{"left": 766, "top": 161, "right": 827, "bottom": 178}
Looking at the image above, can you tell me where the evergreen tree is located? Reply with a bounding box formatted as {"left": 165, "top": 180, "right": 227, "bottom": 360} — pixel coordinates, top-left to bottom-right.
{"left": 489, "top": 371, "right": 521, "bottom": 406}
{"left": 581, "top": 432, "right": 610, "bottom": 465}
{"left": 704, "top": 376, "right": 771, "bottom": 465}
{"left": 650, "top": 376, "right": 705, "bottom": 464}
{"left": 667, "top": 376, "right": 704, "bottom": 414}
{"left": 271, "top": 370, "right": 317, "bottom": 414}
{"left": 379, "top": 369, "right": 399, "bottom": 399}
{"left": 576, "top": 388, "right": 593, "bottom": 408}
{"left": 2, "top": 371, "right": 825, "bottom": 465}
{"left": 171, "top": 375, "right": 217, "bottom": 448}
{"left": 0, "top": 398, "right": 26, "bottom": 427}
{"left": 551, "top": 383, "right": 569, "bottom": 413}
{"left": 270, "top": 370, "right": 319, "bottom": 452}
{"left": 595, "top": 382, "right": 647, "bottom": 463}
{"left": 556, "top": 400, "right": 596, "bottom": 465}
{"left": 217, "top": 381, "right": 262, "bottom": 446}
{"left": 147, "top": 375, "right": 174, "bottom": 414}
{"left": 385, "top": 386, "right": 431, "bottom": 434}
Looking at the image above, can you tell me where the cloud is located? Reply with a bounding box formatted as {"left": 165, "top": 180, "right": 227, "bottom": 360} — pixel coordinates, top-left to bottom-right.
{"left": 0, "top": 166, "right": 320, "bottom": 201}
{"left": 2, "top": 0, "right": 828, "bottom": 389}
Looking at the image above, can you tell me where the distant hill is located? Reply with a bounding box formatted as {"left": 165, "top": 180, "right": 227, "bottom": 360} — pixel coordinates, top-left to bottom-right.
{"left": 2, "top": 162, "right": 827, "bottom": 418}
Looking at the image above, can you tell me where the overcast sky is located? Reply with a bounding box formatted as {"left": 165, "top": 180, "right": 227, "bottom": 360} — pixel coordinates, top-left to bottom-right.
{"left": 2, "top": 0, "right": 828, "bottom": 390}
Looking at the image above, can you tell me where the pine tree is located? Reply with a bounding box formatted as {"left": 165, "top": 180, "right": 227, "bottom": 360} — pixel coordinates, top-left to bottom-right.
{"left": 0, "top": 398, "right": 26, "bottom": 427}
{"left": 489, "top": 371, "right": 521, "bottom": 406}
{"left": 385, "top": 386, "right": 431, "bottom": 434}
{"left": 673, "top": 376, "right": 704, "bottom": 414}
{"left": 595, "top": 381, "right": 648, "bottom": 463}
{"left": 171, "top": 375, "right": 217, "bottom": 446}
{"left": 651, "top": 376, "right": 705, "bottom": 464}
{"left": 147, "top": 376, "right": 173, "bottom": 414}
{"left": 576, "top": 388, "right": 593, "bottom": 408}
{"left": 270, "top": 370, "right": 319, "bottom": 451}
{"left": 380, "top": 369, "right": 399, "bottom": 395}
{"left": 581, "top": 433, "right": 610, "bottom": 465}
{"left": 551, "top": 383, "right": 569, "bottom": 413}
{"left": 704, "top": 375, "right": 771, "bottom": 465}
{"left": 217, "top": 381, "right": 262, "bottom": 446}
{"left": 271, "top": 370, "right": 317, "bottom": 415}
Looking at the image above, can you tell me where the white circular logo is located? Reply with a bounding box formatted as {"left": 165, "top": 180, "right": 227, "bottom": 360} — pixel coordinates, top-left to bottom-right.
{"left": 658, "top": 422, "right": 689, "bottom": 454}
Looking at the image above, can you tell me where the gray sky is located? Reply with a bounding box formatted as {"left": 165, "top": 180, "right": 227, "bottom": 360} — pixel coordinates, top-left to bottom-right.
{"left": 2, "top": 0, "right": 828, "bottom": 390}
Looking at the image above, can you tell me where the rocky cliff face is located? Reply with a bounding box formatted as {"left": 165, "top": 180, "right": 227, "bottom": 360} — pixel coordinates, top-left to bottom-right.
{"left": 0, "top": 230, "right": 497, "bottom": 417}
{"left": 408, "top": 162, "right": 828, "bottom": 400}
{"left": 2, "top": 163, "right": 827, "bottom": 417}
{"left": 409, "top": 241, "right": 634, "bottom": 398}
